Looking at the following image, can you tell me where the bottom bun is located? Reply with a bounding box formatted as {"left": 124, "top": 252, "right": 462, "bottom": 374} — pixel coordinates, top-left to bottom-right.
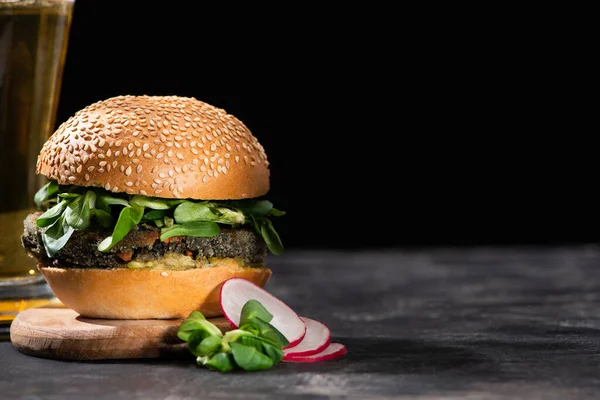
{"left": 38, "top": 260, "right": 272, "bottom": 320}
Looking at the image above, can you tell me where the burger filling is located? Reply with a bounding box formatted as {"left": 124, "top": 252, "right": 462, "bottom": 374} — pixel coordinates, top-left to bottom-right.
{"left": 22, "top": 181, "right": 284, "bottom": 270}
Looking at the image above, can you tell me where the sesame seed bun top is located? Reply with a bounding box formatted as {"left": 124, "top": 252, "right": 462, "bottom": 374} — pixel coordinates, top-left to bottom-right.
{"left": 36, "top": 95, "right": 270, "bottom": 199}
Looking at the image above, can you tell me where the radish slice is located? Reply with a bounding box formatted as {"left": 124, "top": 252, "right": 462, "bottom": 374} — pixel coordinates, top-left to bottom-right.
{"left": 283, "top": 317, "right": 331, "bottom": 359}
{"left": 283, "top": 343, "right": 347, "bottom": 363}
{"left": 220, "top": 278, "right": 306, "bottom": 348}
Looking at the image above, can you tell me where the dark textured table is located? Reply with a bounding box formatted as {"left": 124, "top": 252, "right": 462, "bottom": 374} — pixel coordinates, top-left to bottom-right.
{"left": 3, "top": 246, "right": 600, "bottom": 399}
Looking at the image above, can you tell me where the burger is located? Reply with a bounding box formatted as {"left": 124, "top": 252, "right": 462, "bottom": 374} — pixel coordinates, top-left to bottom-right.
{"left": 21, "top": 95, "right": 284, "bottom": 319}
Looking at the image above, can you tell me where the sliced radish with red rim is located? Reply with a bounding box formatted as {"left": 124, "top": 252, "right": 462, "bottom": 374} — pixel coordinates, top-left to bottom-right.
{"left": 283, "top": 317, "right": 331, "bottom": 359}
{"left": 220, "top": 278, "right": 306, "bottom": 348}
{"left": 283, "top": 343, "right": 347, "bottom": 363}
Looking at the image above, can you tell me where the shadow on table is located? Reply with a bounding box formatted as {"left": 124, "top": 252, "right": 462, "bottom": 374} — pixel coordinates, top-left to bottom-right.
{"left": 274, "top": 336, "right": 489, "bottom": 375}
{"left": 79, "top": 336, "right": 486, "bottom": 374}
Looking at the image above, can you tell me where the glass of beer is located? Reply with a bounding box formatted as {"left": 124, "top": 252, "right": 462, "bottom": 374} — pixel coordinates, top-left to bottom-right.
{"left": 0, "top": 0, "right": 74, "bottom": 331}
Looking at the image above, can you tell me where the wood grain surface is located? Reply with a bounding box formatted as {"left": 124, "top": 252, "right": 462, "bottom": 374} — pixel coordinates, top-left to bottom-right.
{"left": 10, "top": 308, "right": 231, "bottom": 361}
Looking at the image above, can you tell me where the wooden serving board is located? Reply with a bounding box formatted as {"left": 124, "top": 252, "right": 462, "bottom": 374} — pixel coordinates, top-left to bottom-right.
{"left": 10, "top": 308, "right": 231, "bottom": 361}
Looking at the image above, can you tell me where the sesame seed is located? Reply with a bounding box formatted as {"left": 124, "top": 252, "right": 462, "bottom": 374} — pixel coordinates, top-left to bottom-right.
{"left": 120, "top": 165, "right": 125, "bottom": 172}
{"left": 76, "top": 165, "right": 83, "bottom": 174}
{"left": 125, "top": 181, "right": 133, "bottom": 187}
{"left": 99, "top": 161, "right": 107, "bottom": 167}
{"left": 137, "top": 165, "right": 143, "bottom": 173}
{"left": 143, "top": 143, "right": 149, "bottom": 151}
{"left": 85, "top": 174, "right": 90, "bottom": 181}
{"left": 68, "top": 176, "right": 77, "bottom": 182}
{"left": 176, "top": 153, "right": 184, "bottom": 160}
{"left": 105, "top": 183, "right": 111, "bottom": 191}
{"left": 203, "top": 176, "right": 208, "bottom": 183}
{"left": 87, "top": 166, "right": 95, "bottom": 172}
{"left": 125, "top": 166, "right": 132, "bottom": 176}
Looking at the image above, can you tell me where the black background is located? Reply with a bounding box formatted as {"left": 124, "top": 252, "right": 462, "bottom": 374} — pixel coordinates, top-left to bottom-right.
{"left": 54, "top": 2, "right": 595, "bottom": 250}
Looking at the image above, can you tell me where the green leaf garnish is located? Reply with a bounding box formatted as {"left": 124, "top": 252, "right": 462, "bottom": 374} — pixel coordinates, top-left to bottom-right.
{"left": 97, "top": 195, "right": 130, "bottom": 208}
{"left": 177, "top": 311, "right": 223, "bottom": 342}
{"left": 141, "top": 209, "right": 166, "bottom": 221}
{"left": 92, "top": 209, "right": 114, "bottom": 228}
{"left": 34, "top": 180, "right": 59, "bottom": 208}
{"left": 251, "top": 216, "right": 284, "bottom": 255}
{"left": 64, "top": 193, "right": 93, "bottom": 230}
{"left": 159, "top": 221, "right": 220, "bottom": 242}
{"left": 57, "top": 193, "right": 80, "bottom": 199}
{"left": 42, "top": 216, "right": 75, "bottom": 257}
{"left": 173, "top": 202, "right": 218, "bottom": 224}
{"left": 204, "top": 352, "right": 236, "bottom": 372}
{"left": 173, "top": 201, "right": 245, "bottom": 225}
{"left": 30, "top": 180, "right": 286, "bottom": 256}
{"left": 269, "top": 208, "right": 286, "bottom": 217}
{"left": 36, "top": 200, "right": 70, "bottom": 228}
{"left": 241, "top": 317, "right": 289, "bottom": 349}
{"left": 230, "top": 342, "right": 274, "bottom": 371}
{"left": 98, "top": 205, "right": 144, "bottom": 251}
{"left": 130, "top": 195, "right": 171, "bottom": 210}
{"left": 223, "top": 200, "right": 273, "bottom": 217}
{"left": 188, "top": 332, "right": 223, "bottom": 358}
{"left": 240, "top": 299, "right": 274, "bottom": 326}
{"left": 178, "top": 300, "right": 288, "bottom": 373}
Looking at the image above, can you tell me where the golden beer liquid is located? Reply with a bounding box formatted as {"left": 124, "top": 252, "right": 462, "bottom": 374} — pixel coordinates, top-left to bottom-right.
{"left": 0, "top": 0, "right": 73, "bottom": 284}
